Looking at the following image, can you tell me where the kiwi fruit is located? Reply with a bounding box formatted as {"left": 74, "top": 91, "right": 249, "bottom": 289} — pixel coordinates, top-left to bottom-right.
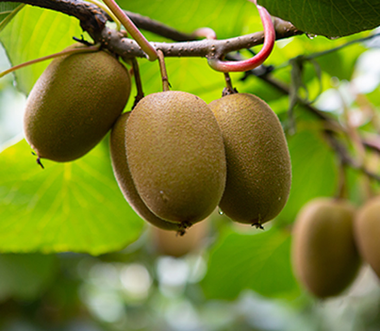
{"left": 24, "top": 44, "right": 131, "bottom": 162}
{"left": 151, "top": 219, "right": 208, "bottom": 257}
{"left": 209, "top": 93, "right": 291, "bottom": 227}
{"left": 292, "top": 198, "right": 360, "bottom": 298}
{"left": 354, "top": 196, "right": 380, "bottom": 278}
{"left": 125, "top": 91, "right": 226, "bottom": 226}
{"left": 110, "top": 112, "right": 181, "bottom": 232}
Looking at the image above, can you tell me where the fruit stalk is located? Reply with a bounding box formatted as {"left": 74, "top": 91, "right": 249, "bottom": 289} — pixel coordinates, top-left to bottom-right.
{"left": 223, "top": 72, "right": 237, "bottom": 95}
{"left": 157, "top": 50, "right": 170, "bottom": 92}
{"left": 130, "top": 58, "right": 145, "bottom": 108}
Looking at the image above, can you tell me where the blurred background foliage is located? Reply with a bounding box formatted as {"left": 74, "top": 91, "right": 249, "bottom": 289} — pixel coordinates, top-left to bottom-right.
{"left": 0, "top": 0, "right": 380, "bottom": 330}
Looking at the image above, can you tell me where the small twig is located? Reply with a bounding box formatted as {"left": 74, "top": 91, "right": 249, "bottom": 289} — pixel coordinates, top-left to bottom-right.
{"left": 0, "top": 43, "right": 101, "bottom": 78}
{"left": 240, "top": 62, "right": 380, "bottom": 182}
{"left": 191, "top": 27, "right": 217, "bottom": 40}
{"left": 255, "top": 73, "right": 342, "bottom": 130}
{"left": 130, "top": 58, "right": 144, "bottom": 108}
{"left": 324, "top": 130, "right": 380, "bottom": 182}
{"left": 276, "top": 32, "right": 380, "bottom": 70}
{"left": 157, "top": 50, "right": 170, "bottom": 92}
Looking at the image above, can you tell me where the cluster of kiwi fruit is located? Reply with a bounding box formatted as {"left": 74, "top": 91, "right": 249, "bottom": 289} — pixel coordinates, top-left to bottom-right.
{"left": 292, "top": 196, "right": 380, "bottom": 299}
{"left": 24, "top": 44, "right": 292, "bottom": 237}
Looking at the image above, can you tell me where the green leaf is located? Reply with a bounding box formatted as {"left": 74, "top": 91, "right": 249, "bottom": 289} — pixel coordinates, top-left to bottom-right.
{"left": 0, "top": 5, "right": 84, "bottom": 94}
{"left": 258, "top": 0, "right": 380, "bottom": 37}
{"left": 0, "top": 2, "right": 24, "bottom": 32}
{"left": 0, "top": 138, "right": 145, "bottom": 255}
{"left": 0, "top": 253, "right": 56, "bottom": 301}
{"left": 276, "top": 127, "right": 338, "bottom": 225}
{"left": 316, "top": 43, "right": 366, "bottom": 80}
{"left": 201, "top": 227, "right": 300, "bottom": 300}
{"left": 118, "top": 0, "right": 254, "bottom": 39}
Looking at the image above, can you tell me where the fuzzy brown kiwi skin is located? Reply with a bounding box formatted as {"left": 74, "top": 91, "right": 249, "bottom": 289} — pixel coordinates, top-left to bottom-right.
{"left": 24, "top": 45, "right": 131, "bottom": 162}
{"left": 110, "top": 112, "right": 183, "bottom": 232}
{"left": 209, "top": 93, "right": 291, "bottom": 227}
{"left": 354, "top": 196, "right": 380, "bottom": 278}
{"left": 292, "top": 198, "right": 361, "bottom": 298}
{"left": 125, "top": 91, "right": 226, "bottom": 225}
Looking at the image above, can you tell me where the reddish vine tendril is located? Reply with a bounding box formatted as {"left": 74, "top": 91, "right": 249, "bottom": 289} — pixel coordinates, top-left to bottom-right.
{"left": 207, "top": 1, "right": 275, "bottom": 72}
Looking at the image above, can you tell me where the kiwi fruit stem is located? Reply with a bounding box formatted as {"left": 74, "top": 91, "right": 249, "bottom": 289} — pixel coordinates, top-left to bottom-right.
{"left": 0, "top": 43, "right": 101, "bottom": 79}
{"left": 157, "top": 50, "right": 170, "bottom": 92}
{"left": 222, "top": 72, "right": 237, "bottom": 96}
{"left": 131, "top": 58, "right": 145, "bottom": 108}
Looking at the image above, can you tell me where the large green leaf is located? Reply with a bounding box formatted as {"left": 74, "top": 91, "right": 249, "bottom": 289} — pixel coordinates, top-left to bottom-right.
{"left": 0, "top": 138, "right": 145, "bottom": 255}
{"left": 276, "top": 127, "right": 338, "bottom": 225}
{"left": 258, "top": 0, "right": 380, "bottom": 37}
{"left": 0, "top": 5, "right": 83, "bottom": 94}
{"left": 201, "top": 227, "right": 300, "bottom": 300}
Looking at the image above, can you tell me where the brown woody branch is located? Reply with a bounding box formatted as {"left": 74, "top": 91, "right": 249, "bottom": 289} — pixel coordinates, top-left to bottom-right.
{"left": 1, "top": 0, "right": 302, "bottom": 61}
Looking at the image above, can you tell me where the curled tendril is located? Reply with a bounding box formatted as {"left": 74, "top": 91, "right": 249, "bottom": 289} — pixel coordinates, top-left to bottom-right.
{"left": 191, "top": 27, "right": 217, "bottom": 40}
{"left": 207, "top": 2, "right": 275, "bottom": 73}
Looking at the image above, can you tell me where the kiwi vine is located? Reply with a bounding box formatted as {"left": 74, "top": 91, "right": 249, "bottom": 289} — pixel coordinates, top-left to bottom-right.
{"left": 2, "top": 0, "right": 380, "bottom": 301}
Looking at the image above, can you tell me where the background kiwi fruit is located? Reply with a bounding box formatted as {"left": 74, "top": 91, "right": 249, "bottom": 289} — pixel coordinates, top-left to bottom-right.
{"left": 209, "top": 93, "right": 291, "bottom": 227}
{"left": 110, "top": 112, "right": 182, "bottom": 232}
{"left": 151, "top": 219, "right": 208, "bottom": 257}
{"left": 354, "top": 196, "right": 380, "bottom": 279}
{"left": 292, "top": 198, "right": 360, "bottom": 298}
{"left": 125, "top": 91, "right": 226, "bottom": 226}
{"left": 24, "top": 44, "right": 131, "bottom": 162}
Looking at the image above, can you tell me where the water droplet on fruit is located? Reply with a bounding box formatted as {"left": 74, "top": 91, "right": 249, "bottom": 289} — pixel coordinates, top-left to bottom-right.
{"left": 218, "top": 208, "right": 224, "bottom": 215}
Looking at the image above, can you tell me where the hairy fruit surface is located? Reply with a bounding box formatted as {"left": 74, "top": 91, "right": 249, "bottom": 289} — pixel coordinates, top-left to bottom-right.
{"left": 209, "top": 93, "right": 291, "bottom": 226}
{"left": 292, "top": 198, "right": 360, "bottom": 298}
{"left": 354, "top": 196, "right": 380, "bottom": 279}
{"left": 125, "top": 91, "right": 226, "bottom": 225}
{"left": 110, "top": 112, "right": 181, "bottom": 232}
{"left": 24, "top": 45, "right": 131, "bottom": 162}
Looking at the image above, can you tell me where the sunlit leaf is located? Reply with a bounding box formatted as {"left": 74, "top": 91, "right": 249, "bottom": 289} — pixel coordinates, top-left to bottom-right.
{"left": 117, "top": 0, "right": 256, "bottom": 39}
{"left": 0, "top": 5, "right": 84, "bottom": 94}
{"left": 276, "top": 127, "right": 338, "bottom": 225}
{"left": 201, "top": 227, "right": 300, "bottom": 300}
{"left": 0, "top": 138, "right": 145, "bottom": 255}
